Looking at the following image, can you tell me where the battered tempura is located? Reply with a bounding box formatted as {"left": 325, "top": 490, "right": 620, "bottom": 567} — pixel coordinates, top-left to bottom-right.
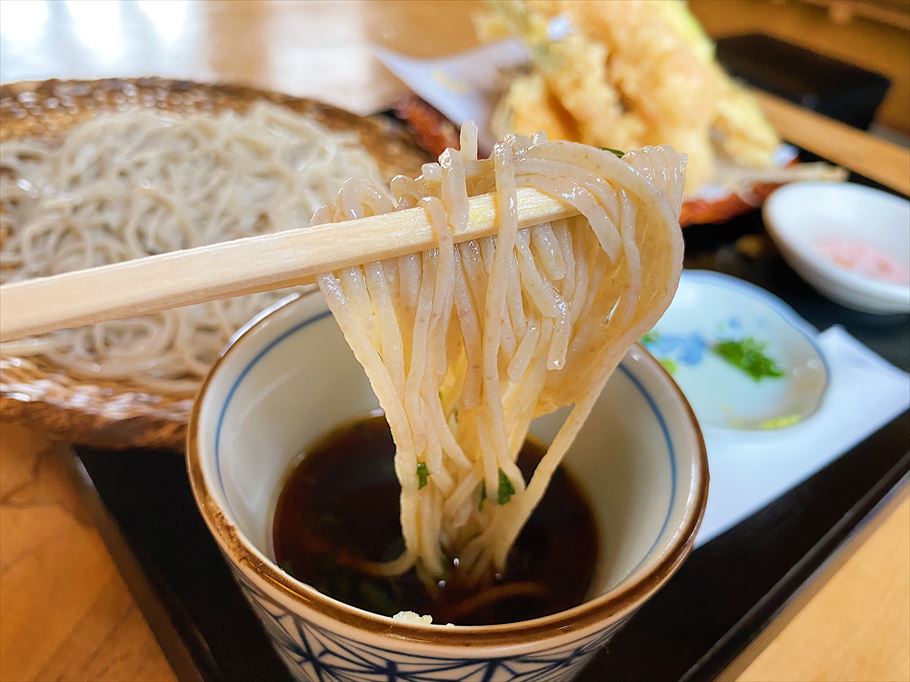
{"left": 478, "top": 0, "right": 780, "bottom": 194}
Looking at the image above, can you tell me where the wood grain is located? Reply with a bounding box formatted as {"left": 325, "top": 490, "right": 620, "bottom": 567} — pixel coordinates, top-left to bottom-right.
{"left": 755, "top": 90, "right": 910, "bottom": 196}
{"left": 0, "top": 2, "right": 908, "bottom": 681}
{"left": 690, "top": 0, "right": 910, "bottom": 134}
{"left": 734, "top": 491, "right": 910, "bottom": 682}
{"left": 0, "top": 422, "right": 175, "bottom": 682}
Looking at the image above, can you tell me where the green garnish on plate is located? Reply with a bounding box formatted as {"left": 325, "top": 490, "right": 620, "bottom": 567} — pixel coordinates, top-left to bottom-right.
{"left": 713, "top": 337, "right": 785, "bottom": 381}
{"left": 659, "top": 357, "right": 678, "bottom": 375}
{"left": 759, "top": 414, "right": 802, "bottom": 429}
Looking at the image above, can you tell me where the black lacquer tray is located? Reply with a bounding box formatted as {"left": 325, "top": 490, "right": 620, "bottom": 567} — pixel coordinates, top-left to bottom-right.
{"left": 67, "top": 175, "right": 910, "bottom": 681}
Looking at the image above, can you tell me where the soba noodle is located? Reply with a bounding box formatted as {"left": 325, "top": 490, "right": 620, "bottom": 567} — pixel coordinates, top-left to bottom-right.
{"left": 316, "top": 124, "right": 685, "bottom": 585}
{"left": 0, "top": 102, "right": 382, "bottom": 393}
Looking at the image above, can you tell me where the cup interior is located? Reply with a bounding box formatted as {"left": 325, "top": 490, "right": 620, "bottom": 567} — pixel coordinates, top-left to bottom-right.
{"left": 195, "top": 292, "right": 704, "bottom": 614}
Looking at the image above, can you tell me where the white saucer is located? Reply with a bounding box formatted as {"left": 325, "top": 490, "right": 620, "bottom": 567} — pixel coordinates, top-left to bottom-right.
{"left": 763, "top": 182, "right": 910, "bottom": 314}
{"left": 643, "top": 271, "right": 828, "bottom": 434}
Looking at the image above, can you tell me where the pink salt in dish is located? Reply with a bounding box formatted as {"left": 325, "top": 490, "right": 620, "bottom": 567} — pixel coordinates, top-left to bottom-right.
{"left": 763, "top": 182, "right": 910, "bottom": 314}
{"left": 815, "top": 237, "right": 910, "bottom": 285}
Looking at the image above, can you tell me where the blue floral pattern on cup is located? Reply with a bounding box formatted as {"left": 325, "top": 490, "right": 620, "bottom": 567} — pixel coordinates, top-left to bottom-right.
{"left": 234, "top": 569, "right": 622, "bottom": 682}
{"left": 187, "top": 292, "right": 707, "bottom": 682}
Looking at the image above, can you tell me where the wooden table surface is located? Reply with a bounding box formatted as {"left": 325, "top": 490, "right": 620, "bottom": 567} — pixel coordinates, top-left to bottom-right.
{"left": 1, "top": 2, "right": 908, "bottom": 681}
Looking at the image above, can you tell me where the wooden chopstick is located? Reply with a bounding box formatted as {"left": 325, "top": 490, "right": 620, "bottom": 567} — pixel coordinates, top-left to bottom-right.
{"left": 754, "top": 90, "right": 910, "bottom": 197}
{"left": 0, "top": 187, "right": 576, "bottom": 343}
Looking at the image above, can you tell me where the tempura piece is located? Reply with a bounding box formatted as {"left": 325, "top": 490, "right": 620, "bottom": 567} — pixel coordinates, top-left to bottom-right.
{"left": 479, "top": 0, "right": 782, "bottom": 194}
{"left": 654, "top": 0, "right": 779, "bottom": 166}
{"left": 491, "top": 71, "right": 580, "bottom": 144}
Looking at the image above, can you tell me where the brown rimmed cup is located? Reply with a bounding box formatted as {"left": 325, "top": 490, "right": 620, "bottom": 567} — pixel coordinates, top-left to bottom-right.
{"left": 187, "top": 291, "right": 708, "bottom": 681}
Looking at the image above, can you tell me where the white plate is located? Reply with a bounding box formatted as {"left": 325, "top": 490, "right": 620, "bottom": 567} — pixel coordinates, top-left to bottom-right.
{"left": 763, "top": 182, "right": 910, "bottom": 314}
{"left": 643, "top": 271, "right": 828, "bottom": 434}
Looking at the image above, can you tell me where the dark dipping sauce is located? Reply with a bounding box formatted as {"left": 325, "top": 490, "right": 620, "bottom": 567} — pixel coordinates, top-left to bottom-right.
{"left": 272, "top": 415, "right": 598, "bottom": 625}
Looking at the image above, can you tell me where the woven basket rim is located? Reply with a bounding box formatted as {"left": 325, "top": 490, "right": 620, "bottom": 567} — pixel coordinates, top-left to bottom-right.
{"left": 0, "top": 76, "right": 430, "bottom": 449}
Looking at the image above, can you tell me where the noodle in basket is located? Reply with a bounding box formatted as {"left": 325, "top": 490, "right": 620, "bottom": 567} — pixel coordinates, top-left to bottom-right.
{"left": 0, "top": 102, "right": 382, "bottom": 393}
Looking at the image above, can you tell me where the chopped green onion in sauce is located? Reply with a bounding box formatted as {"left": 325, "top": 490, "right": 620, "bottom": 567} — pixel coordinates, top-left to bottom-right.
{"left": 416, "top": 462, "right": 430, "bottom": 489}
{"left": 497, "top": 469, "right": 516, "bottom": 505}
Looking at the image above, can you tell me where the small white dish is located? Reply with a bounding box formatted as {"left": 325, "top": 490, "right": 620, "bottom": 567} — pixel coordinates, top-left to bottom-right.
{"left": 643, "top": 271, "right": 828, "bottom": 434}
{"left": 763, "top": 182, "right": 910, "bottom": 314}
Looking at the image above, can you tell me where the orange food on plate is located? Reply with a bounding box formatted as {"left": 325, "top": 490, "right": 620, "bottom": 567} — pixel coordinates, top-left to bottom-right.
{"left": 475, "top": 0, "right": 781, "bottom": 195}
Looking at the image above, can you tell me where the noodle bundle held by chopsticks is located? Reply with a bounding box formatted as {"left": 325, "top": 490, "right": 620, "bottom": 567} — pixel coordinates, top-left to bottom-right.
{"left": 316, "top": 124, "right": 685, "bottom": 586}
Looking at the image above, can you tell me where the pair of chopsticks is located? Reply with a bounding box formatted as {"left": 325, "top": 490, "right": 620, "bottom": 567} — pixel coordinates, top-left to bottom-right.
{"left": 0, "top": 189, "right": 576, "bottom": 343}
